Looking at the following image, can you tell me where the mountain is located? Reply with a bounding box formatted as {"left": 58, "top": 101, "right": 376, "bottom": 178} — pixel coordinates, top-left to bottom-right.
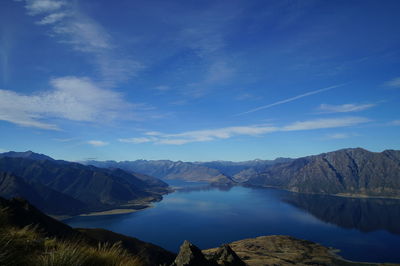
{"left": 0, "top": 150, "right": 54, "bottom": 161}
{"left": 196, "top": 158, "right": 293, "bottom": 178}
{"left": 0, "top": 151, "right": 169, "bottom": 215}
{"left": 85, "top": 158, "right": 293, "bottom": 185}
{"left": 245, "top": 148, "right": 400, "bottom": 198}
{"left": 86, "top": 159, "right": 235, "bottom": 184}
{"left": 0, "top": 172, "right": 87, "bottom": 215}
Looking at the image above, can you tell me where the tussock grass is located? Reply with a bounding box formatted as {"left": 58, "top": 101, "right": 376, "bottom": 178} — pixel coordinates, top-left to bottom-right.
{"left": 0, "top": 216, "right": 143, "bottom": 266}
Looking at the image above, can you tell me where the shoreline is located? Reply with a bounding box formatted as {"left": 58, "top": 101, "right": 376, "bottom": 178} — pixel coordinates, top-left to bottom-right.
{"left": 51, "top": 194, "right": 166, "bottom": 221}
{"left": 53, "top": 205, "right": 153, "bottom": 221}
{"left": 77, "top": 207, "right": 151, "bottom": 217}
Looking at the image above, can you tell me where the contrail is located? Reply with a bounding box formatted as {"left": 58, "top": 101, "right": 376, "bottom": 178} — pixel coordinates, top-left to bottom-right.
{"left": 236, "top": 84, "right": 345, "bottom": 116}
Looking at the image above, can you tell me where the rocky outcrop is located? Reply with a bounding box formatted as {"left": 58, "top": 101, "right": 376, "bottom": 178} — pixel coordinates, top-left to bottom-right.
{"left": 210, "top": 244, "right": 246, "bottom": 266}
{"left": 171, "top": 240, "right": 215, "bottom": 266}
{"left": 171, "top": 241, "right": 246, "bottom": 266}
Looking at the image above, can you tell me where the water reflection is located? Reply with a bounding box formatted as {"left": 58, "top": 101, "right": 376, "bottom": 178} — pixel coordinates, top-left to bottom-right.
{"left": 283, "top": 192, "right": 400, "bottom": 234}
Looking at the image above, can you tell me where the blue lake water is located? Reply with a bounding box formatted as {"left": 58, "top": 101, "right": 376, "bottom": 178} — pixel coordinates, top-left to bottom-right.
{"left": 65, "top": 185, "right": 400, "bottom": 263}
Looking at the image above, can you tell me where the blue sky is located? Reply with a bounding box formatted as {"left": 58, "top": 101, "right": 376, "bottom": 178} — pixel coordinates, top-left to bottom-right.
{"left": 0, "top": 0, "right": 400, "bottom": 162}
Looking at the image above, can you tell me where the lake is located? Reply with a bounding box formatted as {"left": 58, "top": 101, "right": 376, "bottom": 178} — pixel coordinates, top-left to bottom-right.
{"left": 65, "top": 184, "right": 400, "bottom": 263}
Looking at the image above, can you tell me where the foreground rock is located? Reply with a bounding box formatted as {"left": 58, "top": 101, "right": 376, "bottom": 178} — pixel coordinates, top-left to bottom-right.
{"left": 208, "top": 244, "right": 246, "bottom": 266}
{"left": 171, "top": 240, "right": 215, "bottom": 266}
{"left": 172, "top": 240, "right": 246, "bottom": 266}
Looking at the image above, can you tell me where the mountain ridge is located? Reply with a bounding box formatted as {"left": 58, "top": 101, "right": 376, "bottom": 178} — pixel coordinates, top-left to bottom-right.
{"left": 244, "top": 148, "right": 400, "bottom": 198}
{"left": 0, "top": 152, "right": 170, "bottom": 215}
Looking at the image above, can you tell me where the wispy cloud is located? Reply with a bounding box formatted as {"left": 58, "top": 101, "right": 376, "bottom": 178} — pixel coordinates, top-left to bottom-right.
{"left": 120, "top": 117, "right": 369, "bottom": 145}
{"left": 0, "top": 76, "right": 134, "bottom": 130}
{"left": 87, "top": 140, "right": 108, "bottom": 147}
{"left": 53, "top": 138, "right": 76, "bottom": 142}
{"left": 389, "top": 120, "right": 400, "bottom": 126}
{"left": 118, "top": 137, "right": 155, "bottom": 144}
{"left": 154, "top": 85, "right": 171, "bottom": 91}
{"left": 281, "top": 117, "right": 369, "bottom": 131}
{"left": 325, "top": 133, "right": 351, "bottom": 139}
{"left": 22, "top": 0, "right": 66, "bottom": 15}
{"left": 17, "top": 0, "right": 141, "bottom": 86}
{"left": 318, "top": 103, "right": 375, "bottom": 113}
{"left": 384, "top": 77, "right": 400, "bottom": 88}
{"left": 237, "top": 84, "right": 343, "bottom": 115}
{"left": 37, "top": 12, "right": 66, "bottom": 25}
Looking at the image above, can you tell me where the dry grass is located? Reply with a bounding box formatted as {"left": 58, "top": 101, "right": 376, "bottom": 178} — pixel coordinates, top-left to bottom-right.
{"left": 0, "top": 216, "right": 143, "bottom": 266}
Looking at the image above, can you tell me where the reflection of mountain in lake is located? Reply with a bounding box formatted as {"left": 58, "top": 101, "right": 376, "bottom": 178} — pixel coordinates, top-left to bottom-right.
{"left": 283, "top": 193, "right": 400, "bottom": 235}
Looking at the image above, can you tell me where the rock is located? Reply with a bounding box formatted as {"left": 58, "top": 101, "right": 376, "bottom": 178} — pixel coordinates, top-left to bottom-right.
{"left": 171, "top": 240, "right": 215, "bottom": 266}
{"left": 212, "top": 244, "right": 246, "bottom": 266}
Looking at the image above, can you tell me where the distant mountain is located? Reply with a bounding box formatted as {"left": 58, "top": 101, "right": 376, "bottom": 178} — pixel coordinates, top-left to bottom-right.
{"left": 0, "top": 151, "right": 169, "bottom": 215}
{"left": 245, "top": 148, "right": 400, "bottom": 198}
{"left": 0, "top": 150, "right": 54, "bottom": 161}
{"left": 195, "top": 158, "right": 293, "bottom": 178}
{"left": 85, "top": 158, "right": 292, "bottom": 185}
{"left": 86, "top": 159, "right": 236, "bottom": 184}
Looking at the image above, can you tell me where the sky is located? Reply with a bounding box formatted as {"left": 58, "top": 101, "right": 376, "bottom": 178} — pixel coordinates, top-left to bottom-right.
{"left": 0, "top": 0, "right": 400, "bottom": 162}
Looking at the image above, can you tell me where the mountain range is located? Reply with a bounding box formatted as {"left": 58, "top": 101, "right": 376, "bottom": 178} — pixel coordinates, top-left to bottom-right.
{"left": 0, "top": 148, "right": 399, "bottom": 217}
{"left": 85, "top": 157, "right": 292, "bottom": 185}
{"left": 86, "top": 148, "right": 400, "bottom": 198}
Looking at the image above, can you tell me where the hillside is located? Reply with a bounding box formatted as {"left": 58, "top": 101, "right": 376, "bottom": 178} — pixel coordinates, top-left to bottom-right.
{"left": 202, "top": 235, "right": 393, "bottom": 266}
{"left": 245, "top": 148, "right": 400, "bottom": 198}
{"left": 0, "top": 152, "right": 169, "bottom": 215}
{"left": 0, "top": 196, "right": 176, "bottom": 266}
{"left": 0, "top": 172, "right": 87, "bottom": 215}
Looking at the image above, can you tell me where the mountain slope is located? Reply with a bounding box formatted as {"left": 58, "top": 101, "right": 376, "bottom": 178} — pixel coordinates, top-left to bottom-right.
{"left": 245, "top": 148, "right": 400, "bottom": 197}
{"left": 0, "top": 152, "right": 169, "bottom": 214}
{"left": 0, "top": 196, "right": 176, "bottom": 265}
{"left": 0, "top": 150, "right": 54, "bottom": 161}
{"left": 0, "top": 172, "right": 87, "bottom": 215}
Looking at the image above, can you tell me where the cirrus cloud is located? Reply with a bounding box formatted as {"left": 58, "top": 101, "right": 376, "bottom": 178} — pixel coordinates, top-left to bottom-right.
{"left": 384, "top": 77, "right": 400, "bottom": 88}
{"left": 119, "top": 117, "right": 370, "bottom": 145}
{"left": 318, "top": 103, "right": 375, "bottom": 113}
